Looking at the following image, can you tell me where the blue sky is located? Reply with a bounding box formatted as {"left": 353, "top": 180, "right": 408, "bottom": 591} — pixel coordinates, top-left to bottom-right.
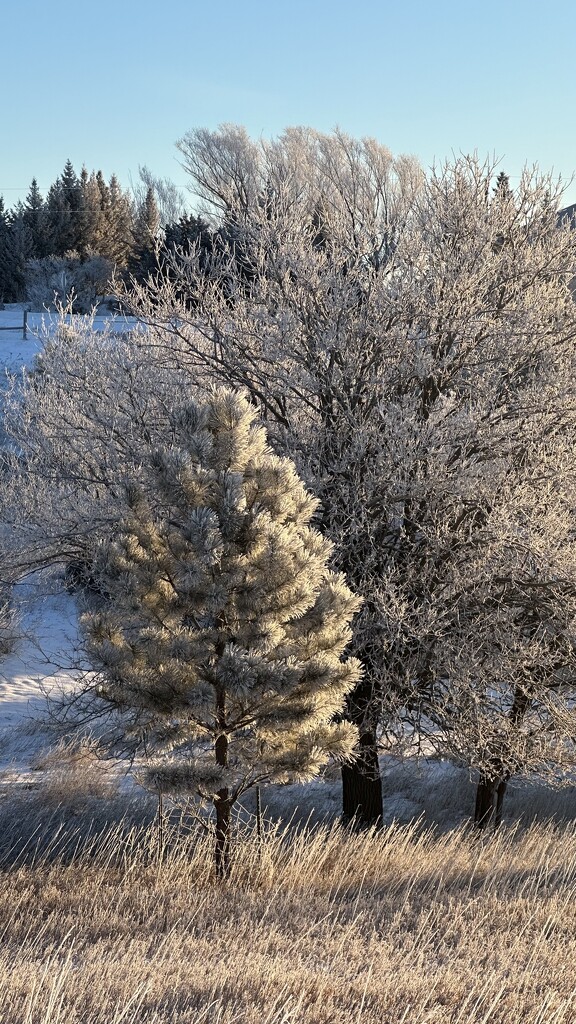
{"left": 3, "top": 0, "right": 576, "bottom": 211}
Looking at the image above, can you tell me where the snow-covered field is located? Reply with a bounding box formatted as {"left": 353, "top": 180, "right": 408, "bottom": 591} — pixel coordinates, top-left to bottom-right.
{"left": 0, "top": 305, "right": 44, "bottom": 374}
{"left": 0, "top": 303, "right": 137, "bottom": 373}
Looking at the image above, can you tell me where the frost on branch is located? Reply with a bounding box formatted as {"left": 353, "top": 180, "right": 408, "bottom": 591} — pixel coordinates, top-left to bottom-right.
{"left": 121, "top": 129, "right": 576, "bottom": 825}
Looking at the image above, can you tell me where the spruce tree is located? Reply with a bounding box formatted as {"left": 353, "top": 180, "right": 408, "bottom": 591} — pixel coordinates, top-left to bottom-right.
{"left": 128, "top": 186, "right": 161, "bottom": 283}
{"left": 83, "top": 389, "right": 361, "bottom": 876}
{"left": 105, "top": 174, "right": 134, "bottom": 266}
{"left": 23, "top": 179, "right": 49, "bottom": 258}
{"left": 0, "top": 199, "right": 13, "bottom": 302}
{"left": 0, "top": 200, "right": 27, "bottom": 302}
{"left": 45, "top": 160, "right": 83, "bottom": 255}
{"left": 493, "top": 170, "right": 512, "bottom": 198}
{"left": 79, "top": 169, "right": 104, "bottom": 257}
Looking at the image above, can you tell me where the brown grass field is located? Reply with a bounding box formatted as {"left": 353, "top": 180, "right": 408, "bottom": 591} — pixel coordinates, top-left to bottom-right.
{"left": 2, "top": 769, "right": 576, "bottom": 1024}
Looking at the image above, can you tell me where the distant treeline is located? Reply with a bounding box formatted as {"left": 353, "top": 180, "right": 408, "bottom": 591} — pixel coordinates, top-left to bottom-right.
{"left": 0, "top": 161, "right": 219, "bottom": 310}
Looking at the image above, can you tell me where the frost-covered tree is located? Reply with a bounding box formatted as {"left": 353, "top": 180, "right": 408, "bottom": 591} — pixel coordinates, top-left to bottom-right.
{"left": 119, "top": 127, "right": 576, "bottom": 826}
{"left": 103, "top": 174, "right": 134, "bottom": 266}
{"left": 79, "top": 170, "right": 108, "bottom": 258}
{"left": 134, "top": 165, "right": 187, "bottom": 227}
{"left": 8, "top": 130, "right": 576, "bottom": 831}
{"left": 133, "top": 186, "right": 160, "bottom": 246}
{"left": 81, "top": 389, "right": 361, "bottom": 876}
{"left": 25, "top": 251, "right": 113, "bottom": 311}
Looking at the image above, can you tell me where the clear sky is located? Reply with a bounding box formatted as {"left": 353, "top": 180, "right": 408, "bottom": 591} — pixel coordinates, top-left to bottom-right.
{"left": 3, "top": 0, "right": 576, "bottom": 211}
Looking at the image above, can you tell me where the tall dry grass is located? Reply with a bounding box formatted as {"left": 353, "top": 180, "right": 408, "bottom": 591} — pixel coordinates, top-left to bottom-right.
{"left": 2, "top": 783, "right": 576, "bottom": 1024}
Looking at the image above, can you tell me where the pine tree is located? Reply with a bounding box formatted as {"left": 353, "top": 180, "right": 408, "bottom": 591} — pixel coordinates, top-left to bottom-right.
{"left": 83, "top": 389, "right": 361, "bottom": 876}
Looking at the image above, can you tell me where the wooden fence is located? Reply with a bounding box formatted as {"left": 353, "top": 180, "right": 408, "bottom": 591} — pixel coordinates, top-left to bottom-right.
{"left": 0, "top": 311, "right": 27, "bottom": 339}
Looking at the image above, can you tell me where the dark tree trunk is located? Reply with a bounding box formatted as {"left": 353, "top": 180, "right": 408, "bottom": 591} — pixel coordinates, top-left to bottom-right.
{"left": 341, "top": 725, "right": 383, "bottom": 827}
{"left": 495, "top": 778, "right": 508, "bottom": 828}
{"left": 474, "top": 769, "right": 508, "bottom": 829}
{"left": 214, "top": 683, "right": 231, "bottom": 878}
{"left": 215, "top": 787, "right": 231, "bottom": 879}
{"left": 474, "top": 689, "right": 527, "bottom": 830}
{"left": 474, "top": 773, "right": 499, "bottom": 828}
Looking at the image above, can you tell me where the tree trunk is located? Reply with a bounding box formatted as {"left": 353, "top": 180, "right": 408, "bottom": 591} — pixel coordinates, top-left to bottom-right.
{"left": 495, "top": 778, "right": 507, "bottom": 828}
{"left": 474, "top": 769, "right": 508, "bottom": 829}
{"left": 215, "top": 787, "right": 231, "bottom": 879}
{"left": 474, "top": 690, "right": 526, "bottom": 830}
{"left": 214, "top": 684, "right": 231, "bottom": 878}
{"left": 474, "top": 773, "right": 499, "bottom": 828}
{"left": 341, "top": 725, "right": 383, "bottom": 827}
{"left": 341, "top": 673, "right": 383, "bottom": 827}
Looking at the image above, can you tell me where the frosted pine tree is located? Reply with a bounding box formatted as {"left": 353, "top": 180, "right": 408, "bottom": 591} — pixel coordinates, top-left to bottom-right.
{"left": 84, "top": 389, "right": 361, "bottom": 876}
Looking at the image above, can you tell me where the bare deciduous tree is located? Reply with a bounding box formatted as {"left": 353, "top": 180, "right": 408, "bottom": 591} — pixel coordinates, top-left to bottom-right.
{"left": 118, "top": 128, "right": 576, "bottom": 826}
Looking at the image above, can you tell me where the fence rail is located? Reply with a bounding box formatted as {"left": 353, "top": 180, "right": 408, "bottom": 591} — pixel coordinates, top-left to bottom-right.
{"left": 0, "top": 311, "right": 27, "bottom": 339}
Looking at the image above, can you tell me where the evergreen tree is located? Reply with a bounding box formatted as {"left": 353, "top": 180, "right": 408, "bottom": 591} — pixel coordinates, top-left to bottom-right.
{"left": 8, "top": 203, "right": 33, "bottom": 292}
{"left": 493, "top": 170, "right": 512, "bottom": 198}
{"left": 23, "top": 179, "right": 49, "bottom": 259}
{"left": 45, "top": 160, "right": 83, "bottom": 255}
{"left": 135, "top": 185, "right": 161, "bottom": 243}
{"left": 104, "top": 174, "right": 134, "bottom": 266}
{"left": 83, "top": 390, "right": 361, "bottom": 877}
{"left": 0, "top": 199, "right": 27, "bottom": 302}
{"left": 79, "top": 169, "right": 106, "bottom": 257}
{"left": 0, "top": 198, "right": 13, "bottom": 302}
{"left": 164, "top": 214, "right": 213, "bottom": 261}
{"left": 160, "top": 214, "right": 215, "bottom": 303}
{"left": 136, "top": 165, "right": 187, "bottom": 226}
{"left": 128, "top": 186, "right": 161, "bottom": 282}
{"left": 96, "top": 170, "right": 110, "bottom": 218}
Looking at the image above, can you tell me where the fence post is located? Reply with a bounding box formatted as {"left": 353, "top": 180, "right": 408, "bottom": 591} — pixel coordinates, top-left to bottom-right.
{"left": 22, "top": 311, "right": 28, "bottom": 340}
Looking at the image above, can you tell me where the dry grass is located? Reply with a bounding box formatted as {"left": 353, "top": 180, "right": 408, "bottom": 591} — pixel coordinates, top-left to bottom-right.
{"left": 2, "top": 787, "right": 576, "bottom": 1024}
{"left": 29, "top": 736, "right": 119, "bottom": 806}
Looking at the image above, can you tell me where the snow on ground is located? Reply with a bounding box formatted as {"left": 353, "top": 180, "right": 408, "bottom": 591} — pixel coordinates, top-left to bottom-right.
{"left": 0, "top": 570, "right": 573, "bottom": 830}
{"left": 0, "top": 575, "right": 84, "bottom": 770}
{"left": 0, "top": 306, "right": 44, "bottom": 374}
{"left": 0, "top": 306, "right": 109, "bottom": 775}
{"left": 0, "top": 569, "right": 465, "bottom": 827}
{"left": 0, "top": 303, "right": 137, "bottom": 374}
